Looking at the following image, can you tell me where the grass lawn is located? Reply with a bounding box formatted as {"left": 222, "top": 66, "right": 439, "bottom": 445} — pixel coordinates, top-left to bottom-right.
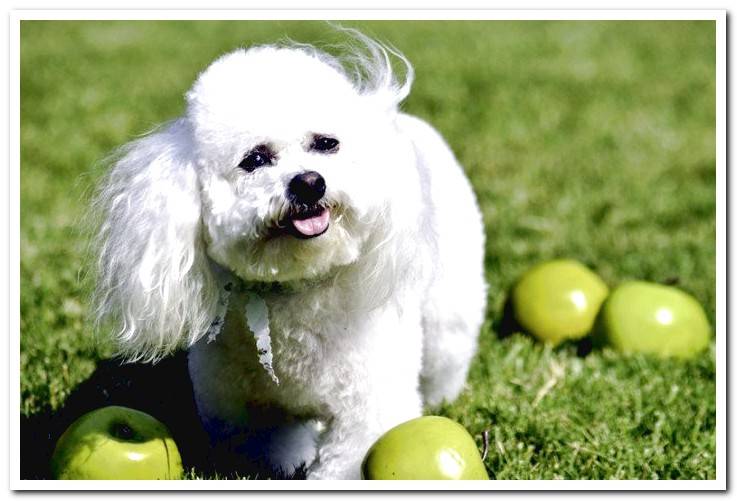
{"left": 20, "top": 20, "right": 717, "bottom": 480}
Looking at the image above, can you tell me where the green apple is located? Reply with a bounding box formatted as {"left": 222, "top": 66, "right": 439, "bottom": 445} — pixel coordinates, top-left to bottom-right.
{"left": 361, "top": 416, "right": 489, "bottom": 480}
{"left": 594, "top": 281, "right": 711, "bottom": 359}
{"left": 511, "top": 259, "right": 609, "bottom": 346}
{"left": 51, "top": 406, "right": 183, "bottom": 480}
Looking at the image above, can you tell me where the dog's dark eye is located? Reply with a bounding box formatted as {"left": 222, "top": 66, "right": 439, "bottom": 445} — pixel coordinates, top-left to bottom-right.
{"left": 310, "top": 135, "right": 340, "bottom": 153}
{"left": 238, "top": 147, "right": 273, "bottom": 172}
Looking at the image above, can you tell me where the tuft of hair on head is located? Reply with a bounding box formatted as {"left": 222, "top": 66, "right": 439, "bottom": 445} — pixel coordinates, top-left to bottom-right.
{"left": 335, "top": 26, "right": 415, "bottom": 108}
{"left": 270, "top": 27, "right": 414, "bottom": 112}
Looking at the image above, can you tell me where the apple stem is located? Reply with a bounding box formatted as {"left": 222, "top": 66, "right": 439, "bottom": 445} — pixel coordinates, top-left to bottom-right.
{"left": 481, "top": 430, "right": 490, "bottom": 461}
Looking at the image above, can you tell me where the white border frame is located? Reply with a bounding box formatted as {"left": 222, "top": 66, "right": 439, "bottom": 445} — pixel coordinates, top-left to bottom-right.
{"left": 8, "top": 9, "right": 727, "bottom": 20}
{"left": 9, "top": 9, "right": 726, "bottom": 492}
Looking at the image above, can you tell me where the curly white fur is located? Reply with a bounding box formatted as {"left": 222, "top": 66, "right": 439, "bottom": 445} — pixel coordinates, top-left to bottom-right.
{"left": 91, "top": 32, "right": 487, "bottom": 480}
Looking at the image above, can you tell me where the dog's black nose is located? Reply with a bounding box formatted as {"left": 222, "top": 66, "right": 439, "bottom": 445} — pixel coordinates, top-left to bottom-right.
{"left": 288, "top": 171, "right": 326, "bottom": 205}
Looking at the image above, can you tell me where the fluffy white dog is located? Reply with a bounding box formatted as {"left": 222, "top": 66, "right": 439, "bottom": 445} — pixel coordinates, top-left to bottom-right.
{"left": 92, "top": 34, "right": 486, "bottom": 480}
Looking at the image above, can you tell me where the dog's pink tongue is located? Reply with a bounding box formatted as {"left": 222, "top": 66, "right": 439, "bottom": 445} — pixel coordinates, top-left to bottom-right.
{"left": 292, "top": 209, "right": 330, "bottom": 237}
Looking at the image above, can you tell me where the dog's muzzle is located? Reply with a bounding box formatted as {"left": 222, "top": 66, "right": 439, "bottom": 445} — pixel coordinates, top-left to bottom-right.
{"left": 285, "top": 171, "right": 330, "bottom": 239}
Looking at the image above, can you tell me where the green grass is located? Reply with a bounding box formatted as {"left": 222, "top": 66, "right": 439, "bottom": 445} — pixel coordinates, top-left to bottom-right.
{"left": 20, "top": 20, "right": 716, "bottom": 480}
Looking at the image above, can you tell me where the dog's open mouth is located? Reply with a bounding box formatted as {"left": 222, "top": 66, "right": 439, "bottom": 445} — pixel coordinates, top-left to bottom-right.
{"left": 285, "top": 206, "right": 330, "bottom": 239}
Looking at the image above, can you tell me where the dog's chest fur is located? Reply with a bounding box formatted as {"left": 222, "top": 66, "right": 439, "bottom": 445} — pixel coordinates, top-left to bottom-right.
{"left": 189, "top": 280, "right": 392, "bottom": 420}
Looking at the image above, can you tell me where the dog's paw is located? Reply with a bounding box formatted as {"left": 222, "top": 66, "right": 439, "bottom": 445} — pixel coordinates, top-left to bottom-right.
{"left": 262, "top": 420, "right": 320, "bottom": 478}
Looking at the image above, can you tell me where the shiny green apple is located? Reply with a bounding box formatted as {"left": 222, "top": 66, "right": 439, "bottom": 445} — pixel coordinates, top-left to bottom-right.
{"left": 51, "top": 406, "right": 183, "bottom": 480}
{"left": 594, "top": 281, "right": 711, "bottom": 359}
{"left": 361, "top": 416, "right": 489, "bottom": 480}
{"left": 511, "top": 259, "right": 609, "bottom": 346}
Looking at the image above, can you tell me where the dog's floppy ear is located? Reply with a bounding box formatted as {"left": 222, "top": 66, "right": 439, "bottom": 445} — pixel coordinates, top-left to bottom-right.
{"left": 91, "top": 119, "right": 219, "bottom": 362}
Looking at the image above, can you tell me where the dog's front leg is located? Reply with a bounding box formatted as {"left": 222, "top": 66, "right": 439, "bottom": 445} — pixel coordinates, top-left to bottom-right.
{"left": 306, "top": 414, "right": 375, "bottom": 480}
{"left": 306, "top": 324, "right": 424, "bottom": 479}
{"left": 307, "top": 386, "right": 423, "bottom": 480}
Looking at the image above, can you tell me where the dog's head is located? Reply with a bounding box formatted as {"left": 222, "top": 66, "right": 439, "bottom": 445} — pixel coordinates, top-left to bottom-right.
{"left": 91, "top": 34, "right": 417, "bottom": 360}
{"left": 188, "top": 44, "right": 414, "bottom": 282}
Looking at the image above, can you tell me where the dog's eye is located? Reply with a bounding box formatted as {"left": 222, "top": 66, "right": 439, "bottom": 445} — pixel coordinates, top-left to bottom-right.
{"left": 310, "top": 135, "right": 340, "bottom": 153}
{"left": 238, "top": 148, "right": 272, "bottom": 172}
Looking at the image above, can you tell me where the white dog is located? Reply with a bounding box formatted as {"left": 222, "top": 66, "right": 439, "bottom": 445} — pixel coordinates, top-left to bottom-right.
{"left": 92, "top": 34, "right": 486, "bottom": 480}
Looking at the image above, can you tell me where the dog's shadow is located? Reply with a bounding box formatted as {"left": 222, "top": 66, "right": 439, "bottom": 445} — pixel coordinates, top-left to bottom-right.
{"left": 20, "top": 352, "right": 219, "bottom": 480}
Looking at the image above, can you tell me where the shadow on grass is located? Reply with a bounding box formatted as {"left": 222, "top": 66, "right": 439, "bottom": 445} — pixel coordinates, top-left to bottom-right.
{"left": 494, "top": 293, "right": 522, "bottom": 341}
{"left": 20, "top": 352, "right": 214, "bottom": 480}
